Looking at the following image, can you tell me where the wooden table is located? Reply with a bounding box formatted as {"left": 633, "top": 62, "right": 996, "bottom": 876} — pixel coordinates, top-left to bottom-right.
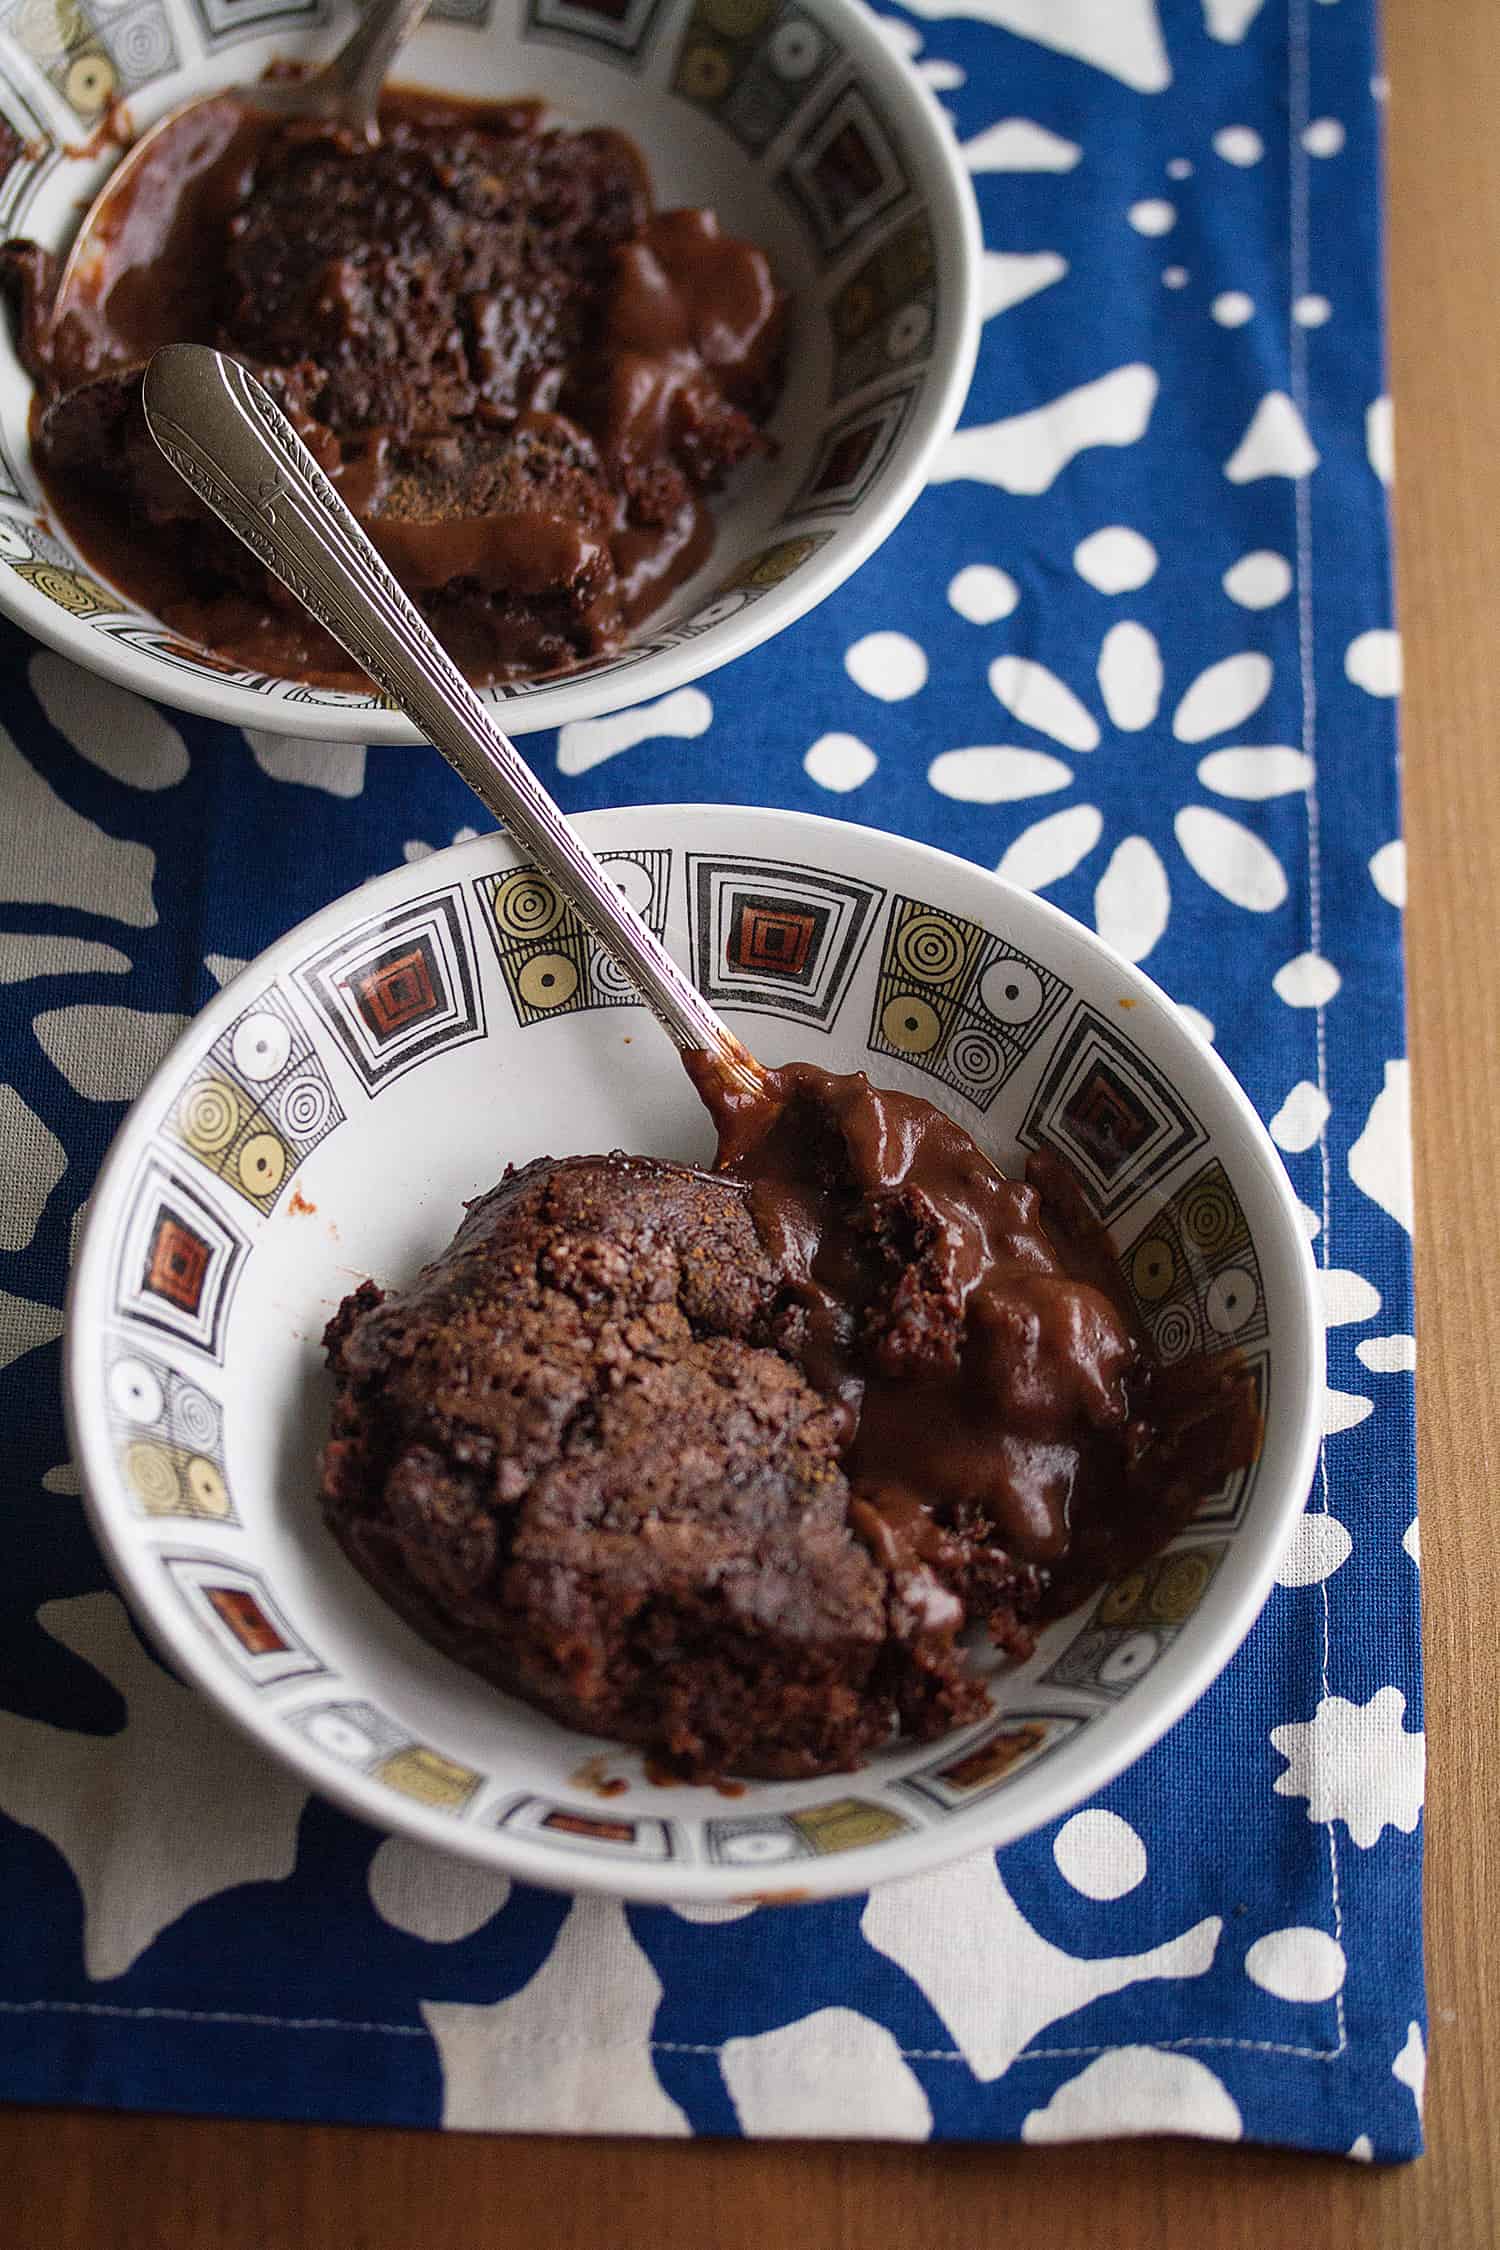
{"left": 5, "top": 0, "right": 1497, "bottom": 2239}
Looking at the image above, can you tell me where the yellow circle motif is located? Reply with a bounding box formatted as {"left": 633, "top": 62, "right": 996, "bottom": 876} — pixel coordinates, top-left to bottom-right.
{"left": 65, "top": 50, "right": 115, "bottom": 114}
{"left": 678, "top": 43, "right": 732, "bottom": 100}
{"left": 1098, "top": 1570, "right": 1146, "bottom": 1626}
{"left": 894, "top": 910, "right": 966, "bottom": 986}
{"left": 185, "top": 1457, "right": 230, "bottom": 1518}
{"left": 178, "top": 1076, "right": 244, "bottom": 1158}
{"left": 124, "top": 1441, "right": 181, "bottom": 1514}
{"left": 880, "top": 992, "right": 942, "bottom": 1054}
{"left": 835, "top": 281, "right": 878, "bottom": 342}
{"left": 237, "top": 1131, "right": 288, "bottom": 1197}
{"left": 1153, "top": 1553, "right": 1212, "bottom": 1621}
{"left": 25, "top": 562, "right": 114, "bottom": 615}
{"left": 744, "top": 537, "right": 814, "bottom": 588}
{"left": 492, "top": 871, "right": 565, "bottom": 942}
{"left": 517, "top": 952, "right": 579, "bottom": 1011}
{"left": 1131, "top": 1236, "right": 1177, "bottom": 1302}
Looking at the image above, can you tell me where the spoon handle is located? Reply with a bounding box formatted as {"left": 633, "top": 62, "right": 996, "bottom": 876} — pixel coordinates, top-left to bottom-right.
{"left": 305, "top": 0, "right": 437, "bottom": 137}
{"left": 142, "top": 344, "right": 764, "bottom": 1094}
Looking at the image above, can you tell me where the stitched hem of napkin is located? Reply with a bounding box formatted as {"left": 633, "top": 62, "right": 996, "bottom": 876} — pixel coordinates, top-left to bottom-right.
{"left": 0, "top": 2002, "right": 1344, "bottom": 2060}
{"left": 1290, "top": 0, "right": 1351, "bottom": 2073}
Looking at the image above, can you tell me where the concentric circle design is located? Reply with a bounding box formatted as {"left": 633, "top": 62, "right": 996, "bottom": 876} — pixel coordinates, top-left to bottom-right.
{"left": 275, "top": 1073, "right": 335, "bottom": 1140}
{"left": 232, "top": 1011, "right": 293, "bottom": 1083}
{"left": 886, "top": 302, "right": 933, "bottom": 361}
{"left": 1154, "top": 1552, "right": 1214, "bottom": 1620}
{"left": 718, "top": 1829, "right": 801, "bottom": 1867}
{"left": 979, "top": 957, "right": 1045, "bottom": 1025}
{"left": 1098, "top": 1571, "right": 1146, "bottom": 1627}
{"left": 27, "top": 563, "right": 101, "bottom": 613}
{"left": 880, "top": 992, "right": 942, "bottom": 1053}
{"left": 1152, "top": 1302, "right": 1197, "bottom": 1362}
{"left": 177, "top": 1076, "right": 243, "bottom": 1157}
{"left": 112, "top": 10, "right": 173, "bottom": 76}
{"left": 108, "top": 1357, "right": 163, "bottom": 1425}
{"left": 237, "top": 1131, "right": 288, "bottom": 1197}
{"left": 1206, "top": 1265, "right": 1259, "bottom": 1335}
{"left": 1181, "top": 1173, "right": 1240, "bottom": 1257}
{"left": 948, "top": 1027, "right": 1003, "bottom": 1085}
{"left": 184, "top": 1457, "right": 230, "bottom": 1518}
{"left": 492, "top": 873, "right": 566, "bottom": 943}
{"left": 770, "top": 18, "right": 823, "bottom": 78}
{"left": 1131, "top": 1236, "right": 1178, "bottom": 1303}
{"left": 589, "top": 946, "right": 635, "bottom": 999}
{"left": 894, "top": 911, "right": 966, "bottom": 984}
{"left": 307, "top": 1710, "right": 376, "bottom": 1762}
{"left": 1098, "top": 1631, "right": 1161, "bottom": 1689}
{"left": 517, "top": 953, "right": 579, "bottom": 1010}
{"left": 124, "top": 1440, "right": 181, "bottom": 1512}
{"left": 172, "top": 1384, "right": 220, "bottom": 1452}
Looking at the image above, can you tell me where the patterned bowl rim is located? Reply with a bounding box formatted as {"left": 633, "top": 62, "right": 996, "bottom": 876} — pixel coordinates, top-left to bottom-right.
{"left": 0, "top": 0, "right": 981, "bottom": 742}
{"left": 62, "top": 807, "right": 1324, "bottom": 1901}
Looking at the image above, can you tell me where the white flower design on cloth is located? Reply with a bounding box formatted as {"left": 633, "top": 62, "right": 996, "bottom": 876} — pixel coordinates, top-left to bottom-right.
{"left": 929, "top": 616, "right": 1301, "bottom": 965}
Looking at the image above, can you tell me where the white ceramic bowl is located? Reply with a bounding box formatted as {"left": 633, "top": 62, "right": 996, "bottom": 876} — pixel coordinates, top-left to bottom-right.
{"left": 65, "top": 807, "right": 1323, "bottom": 1903}
{"left": 0, "top": 0, "right": 978, "bottom": 739}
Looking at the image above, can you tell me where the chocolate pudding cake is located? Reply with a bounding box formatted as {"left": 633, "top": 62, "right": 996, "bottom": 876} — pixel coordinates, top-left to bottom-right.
{"left": 319, "top": 1068, "right": 1260, "bottom": 1781}
{"left": 1, "top": 89, "right": 786, "bottom": 685}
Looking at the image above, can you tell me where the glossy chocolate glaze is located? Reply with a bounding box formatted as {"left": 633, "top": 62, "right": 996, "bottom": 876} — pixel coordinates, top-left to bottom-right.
{"left": 694, "top": 1058, "right": 1262, "bottom": 1624}
{"left": 1, "top": 87, "right": 786, "bottom": 686}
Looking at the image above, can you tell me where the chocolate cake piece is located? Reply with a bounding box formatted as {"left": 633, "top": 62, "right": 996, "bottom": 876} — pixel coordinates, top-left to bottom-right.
{"left": 320, "top": 1156, "right": 986, "bottom": 1781}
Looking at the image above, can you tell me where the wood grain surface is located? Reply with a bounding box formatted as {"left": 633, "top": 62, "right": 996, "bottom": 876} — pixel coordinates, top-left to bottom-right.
{"left": 4, "top": 0, "right": 1497, "bottom": 2240}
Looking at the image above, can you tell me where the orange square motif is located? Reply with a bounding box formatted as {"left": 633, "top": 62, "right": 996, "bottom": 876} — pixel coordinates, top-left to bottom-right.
{"left": 730, "top": 904, "right": 817, "bottom": 977}
{"left": 204, "top": 1586, "right": 288, "bottom": 1657}
{"left": 144, "top": 1212, "right": 210, "bottom": 1313}
{"left": 351, "top": 946, "right": 439, "bottom": 1037}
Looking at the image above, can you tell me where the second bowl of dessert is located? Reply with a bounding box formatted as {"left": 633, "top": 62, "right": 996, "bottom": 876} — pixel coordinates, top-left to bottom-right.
{"left": 0, "top": 0, "right": 978, "bottom": 737}
{"left": 65, "top": 807, "right": 1323, "bottom": 1903}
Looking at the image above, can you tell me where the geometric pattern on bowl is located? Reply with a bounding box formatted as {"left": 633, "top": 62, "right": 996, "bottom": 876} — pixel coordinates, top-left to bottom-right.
{"left": 475, "top": 850, "right": 670, "bottom": 1026}
{"left": 1189, "top": 1349, "right": 1270, "bottom": 1533}
{"left": 525, "top": 0, "right": 665, "bottom": 67}
{"left": 284, "top": 1701, "right": 484, "bottom": 1813}
{"left": 160, "top": 1551, "right": 328, "bottom": 1686}
{"left": 186, "top": 0, "right": 323, "bottom": 50}
{"left": 1124, "top": 1156, "right": 1270, "bottom": 1363}
{"left": 830, "top": 214, "right": 936, "bottom": 403}
{"left": 105, "top": 1338, "right": 234, "bottom": 1522}
{"left": 497, "top": 1797, "right": 675, "bottom": 1861}
{"left": 672, "top": 0, "right": 837, "bottom": 155}
{"left": 686, "top": 851, "right": 883, "bottom": 1025}
{"left": 781, "top": 80, "right": 910, "bottom": 262}
{"left": 165, "top": 984, "right": 343, "bottom": 1212}
{"left": 4, "top": 0, "right": 179, "bottom": 120}
{"left": 791, "top": 384, "right": 918, "bottom": 519}
{"left": 892, "top": 1708, "right": 1088, "bottom": 1814}
{"left": 1020, "top": 1002, "right": 1210, "bottom": 1222}
{"left": 868, "top": 892, "right": 1070, "bottom": 1110}
{"left": 1040, "top": 1543, "right": 1231, "bottom": 1704}
{"left": 111, "top": 1157, "right": 247, "bottom": 1361}
{"left": 292, "top": 885, "right": 485, "bottom": 1093}
{"left": 704, "top": 1796, "right": 913, "bottom": 1868}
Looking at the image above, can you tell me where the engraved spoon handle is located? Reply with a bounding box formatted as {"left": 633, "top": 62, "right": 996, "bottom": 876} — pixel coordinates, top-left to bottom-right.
{"left": 141, "top": 344, "right": 765, "bottom": 1094}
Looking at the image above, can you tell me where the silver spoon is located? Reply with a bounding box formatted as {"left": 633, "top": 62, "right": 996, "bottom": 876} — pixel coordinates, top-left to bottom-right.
{"left": 141, "top": 342, "right": 767, "bottom": 1101}
{"left": 55, "top": 0, "right": 435, "bottom": 313}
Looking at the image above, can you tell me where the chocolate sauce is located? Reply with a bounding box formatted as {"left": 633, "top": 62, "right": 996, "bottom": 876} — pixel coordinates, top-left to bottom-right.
{"left": 694, "top": 1058, "right": 1262, "bottom": 1625}
{"left": 1, "top": 87, "right": 786, "bottom": 687}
